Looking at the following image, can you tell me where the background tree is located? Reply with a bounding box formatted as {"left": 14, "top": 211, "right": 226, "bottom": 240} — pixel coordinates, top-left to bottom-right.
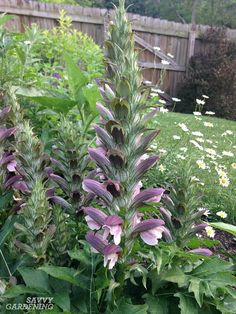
{"left": 35, "top": 0, "right": 236, "bottom": 28}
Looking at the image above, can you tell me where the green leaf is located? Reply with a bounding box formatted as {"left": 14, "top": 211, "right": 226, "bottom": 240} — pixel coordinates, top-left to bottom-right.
{"left": 82, "top": 84, "right": 101, "bottom": 114}
{"left": 175, "top": 293, "right": 199, "bottom": 314}
{"left": 64, "top": 54, "right": 88, "bottom": 100}
{"left": 210, "top": 222, "right": 236, "bottom": 237}
{"left": 206, "top": 272, "right": 236, "bottom": 287}
{"left": 144, "top": 294, "right": 169, "bottom": 314}
{"left": 3, "top": 285, "right": 48, "bottom": 298}
{"left": 216, "top": 295, "right": 236, "bottom": 313}
{"left": 188, "top": 278, "right": 203, "bottom": 307}
{"left": 191, "top": 258, "right": 233, "bottom": 277}
{"left": 187, "top": 237, "right": 220, "bottom": 249}
{"left": 68, "top": 249, "right": 90, "bottom": 267}
{"left": 110, "top": 298, "right": 148, "bottom": 314}
{"left": 39, "top": 265, "right": 82, "bottom": 286}
{"left": 0, "top": 192, "right": 12, "bottom": 212}
{"left": 15, "top": 87, "right": 76, "bottom": 113}
{"left": 18, "top": 267, "right": 51, "bottom": 293}
{"left": 53, "top": 290, "right": 70, "bottom": 312}
{"left": 0, "top": 216, "right": 18, "bottom": 248}
{"left": 163, "top": 267, "right": 187, "bottom": 287}
{"left": 117, "top": 78, "right": 131, "bottom": 98}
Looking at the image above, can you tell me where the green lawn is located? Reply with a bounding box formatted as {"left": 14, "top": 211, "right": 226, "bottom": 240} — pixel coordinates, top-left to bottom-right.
{"left": 147, "top": 111, "right": 236, "bottom": 222}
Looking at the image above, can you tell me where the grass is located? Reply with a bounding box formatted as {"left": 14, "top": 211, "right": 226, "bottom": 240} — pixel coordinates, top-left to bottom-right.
{"left": 146, "top": 111, "right": 236, "bottom": 223}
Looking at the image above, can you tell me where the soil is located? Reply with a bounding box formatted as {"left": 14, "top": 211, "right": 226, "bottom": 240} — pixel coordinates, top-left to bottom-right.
{"left": 213, "top": 230, "right": 236, "bottom": 258}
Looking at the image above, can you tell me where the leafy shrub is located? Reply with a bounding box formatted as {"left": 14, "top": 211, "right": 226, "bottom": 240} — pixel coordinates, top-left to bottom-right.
{"left": 177, "top": 28, "right": 236, "bottom": 120}
{"left": 33, "top": 9, "right": 104, "bottom": 87}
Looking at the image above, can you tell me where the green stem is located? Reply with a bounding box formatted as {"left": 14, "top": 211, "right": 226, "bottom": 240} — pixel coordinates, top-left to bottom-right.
{"left": 89, "top": 251, "right": 94, "bottom": 314}
{"left": 0, "top": 249, "right": 12, "bottom": 277}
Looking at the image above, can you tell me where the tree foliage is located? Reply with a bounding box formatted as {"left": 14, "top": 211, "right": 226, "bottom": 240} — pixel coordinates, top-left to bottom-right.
{"left": 36, "top": 0, "right": 236, "bottom": 29}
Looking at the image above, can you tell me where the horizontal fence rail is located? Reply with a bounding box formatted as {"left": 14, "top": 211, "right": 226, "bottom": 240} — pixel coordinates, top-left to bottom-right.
{"left": 1, "top": 0, "right": 236, "bottom": 97}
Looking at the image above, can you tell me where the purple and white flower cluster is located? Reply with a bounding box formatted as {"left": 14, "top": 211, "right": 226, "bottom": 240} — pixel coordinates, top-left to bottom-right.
{"left": 81, "top": 100, "right": 168, "bottom": 269}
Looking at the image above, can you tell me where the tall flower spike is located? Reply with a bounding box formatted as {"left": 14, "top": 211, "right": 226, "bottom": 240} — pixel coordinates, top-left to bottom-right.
{"left": 49, "top": 116, "right": 94, "bottom": 214}
{"left": 83, "top": 0, "right": 168, "bottom": 269}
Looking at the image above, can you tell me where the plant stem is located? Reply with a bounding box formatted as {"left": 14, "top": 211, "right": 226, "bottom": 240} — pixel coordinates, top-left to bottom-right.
{"left": 89, "top": 251, "right": 94, "bottom": 314}
{"left": 0, "top": 249, "right": 12, "bottom": 277}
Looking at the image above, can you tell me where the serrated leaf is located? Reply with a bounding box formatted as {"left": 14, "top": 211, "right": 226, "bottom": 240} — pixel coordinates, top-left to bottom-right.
{"left": 191, "top": 258, "right": 233, "bottom": 277}
{"left": 175, "top": 293, "right": 199, "bottom": 314}
{"left": 216, "top": 295, "right": 236, "bottom": 313}
{"left": 163, "top": 267, "right": 187, "bottom": 287}
{"left": 206, "top": 272, "right": 236, "bottom": 287}
{"left": 188, "top": 278, "right": 203, "bottom": 307}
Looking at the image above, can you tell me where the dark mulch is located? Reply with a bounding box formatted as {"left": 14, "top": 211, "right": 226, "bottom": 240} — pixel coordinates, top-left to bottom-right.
{"left": 213, "top": 230, "right": 236, "bottom": 258}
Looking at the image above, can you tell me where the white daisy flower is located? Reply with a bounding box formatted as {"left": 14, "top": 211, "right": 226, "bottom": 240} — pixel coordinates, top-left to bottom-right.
{"left": 192, "top": 131, "right": 203, "bottom": 137}
{"left": 196, "top": 99, "right": 205, "bottom": 105}
{"left": 172, "top": 97, "right": 181, "bottom": 102}
{"left": 161, "top": 60, "right": 170, "bottom": 65}
{"left": 205, "top": 226, "right": 215, "bottom": 238}
{"left": 178, "top": 123, "right": 189, "bottom": 132}
{"left": 204, "top": 122, "right": 214, "bottom": 128}
{"left": 216, "top": 211, "right": 227, "bottom": 219}
{"left": 173, "top": 135, "right": 181, "bottom": 140}
{"left": 193, "top": 112, "right": 202, "bottom": 116}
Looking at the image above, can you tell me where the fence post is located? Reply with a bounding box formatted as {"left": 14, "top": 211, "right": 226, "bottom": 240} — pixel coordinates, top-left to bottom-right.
{"left": 186, "top": 0, "right": 198, "bottom": 75}
{"left": 187, "top": 29, "right": 196, "bottom": 60}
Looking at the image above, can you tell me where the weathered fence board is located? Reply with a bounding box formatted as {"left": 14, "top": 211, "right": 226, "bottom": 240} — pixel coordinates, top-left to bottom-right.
{"left": 1, "top": 0, "right": 236, "bottom": 97}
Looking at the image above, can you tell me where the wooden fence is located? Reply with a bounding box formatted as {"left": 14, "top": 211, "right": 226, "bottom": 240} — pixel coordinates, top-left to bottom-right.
{"left": 1, "top": 0, "right": 236, "bottom": 97}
